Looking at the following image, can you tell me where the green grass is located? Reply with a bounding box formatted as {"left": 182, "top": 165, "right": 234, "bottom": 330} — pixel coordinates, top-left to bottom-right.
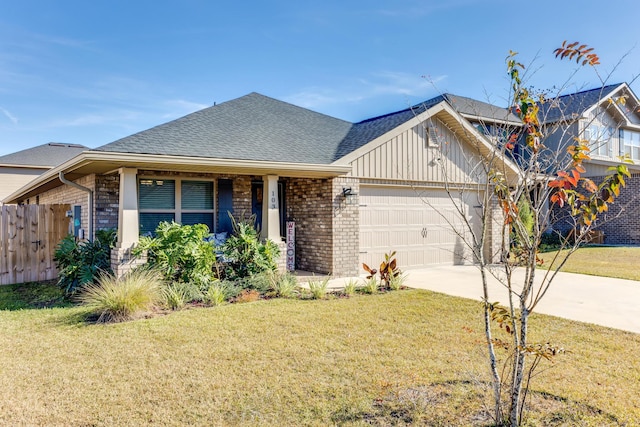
{"left": 0, "top": 284, "right": 639, "bottom": 425}
{"left": 0, "top": 280, "right": 69, "bottom": 310}
{"left": 539, "top": 246, "right": 640, "bottom": 281}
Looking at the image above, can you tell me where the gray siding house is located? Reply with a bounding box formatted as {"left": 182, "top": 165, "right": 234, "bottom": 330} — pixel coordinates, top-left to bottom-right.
{"left": 0, "top": 143, "right": 87, "bottom": 204}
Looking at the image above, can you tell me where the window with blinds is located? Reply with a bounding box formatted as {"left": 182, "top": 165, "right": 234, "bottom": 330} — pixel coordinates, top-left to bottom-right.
{"left": 138, "top": 178, "right": 215, "bottom": 235}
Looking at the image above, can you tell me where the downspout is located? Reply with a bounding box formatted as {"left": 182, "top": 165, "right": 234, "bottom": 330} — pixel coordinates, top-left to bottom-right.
{"left": 58, "top": 171, "right": 93, "bottom": 242}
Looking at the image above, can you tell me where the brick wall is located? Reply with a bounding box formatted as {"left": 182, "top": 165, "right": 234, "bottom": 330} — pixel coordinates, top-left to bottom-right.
{"left": 95, "top": 174, "right": 119, "bottom": 230}
{"left": 36, "top": 174, "right": 96, "bottom": 238}
{"left": 552, "top": 173, "right": 640, "bottom": 244}
{"left": 286, "top": 178, "right": 333, "bottom": 274}
{"left": 330, "top": 176, "right": 360, "bottom": 276}
{"left": 285, "top": 176, "right": 360, "bottom": 276}
{"left": 487, "top": 193, "right": 507, "bottom": 263}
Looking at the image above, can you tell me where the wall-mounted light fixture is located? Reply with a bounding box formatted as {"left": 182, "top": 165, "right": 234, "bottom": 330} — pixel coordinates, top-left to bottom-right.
{"left": 341, "top": 187, "right": 358, "bottom": 205}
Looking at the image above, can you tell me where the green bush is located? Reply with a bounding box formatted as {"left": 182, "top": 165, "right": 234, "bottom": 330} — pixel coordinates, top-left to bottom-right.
{"left": 308, "top": 278, "right": 329, "bottom": 300}
{"left": 268, "top": 271, "right": 298, "bottom": 298}
{"left": 362, "top": 277, "right": 379, "bottom": 294}
{"left": 389, "top": 273, "right": 407, "bottom": 291}
{"left": 134, "top": 221, "right": 217, "bottom": 287}
{"left": 343, "top": 279, "right": 358, "bottom": 297}
{"left": 539, "top": 231, "right": 563, "bottom": 252}
{"left": 77, "top": 268, "right": 163, "bottom": 323}
{"left": 54, "top": 229, "right": 116, "bottom": 295}
{"left": 162, "top": 282, "right": 196, "bottom": 310}
{"left": 203, "top": 281, "right": 236, "bottom": 306}
{"left": 222, "top": 215, "right": 280, "bottom": 280}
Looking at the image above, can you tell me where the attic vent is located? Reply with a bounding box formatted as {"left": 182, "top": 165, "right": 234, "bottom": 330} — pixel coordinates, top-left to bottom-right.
{"left": 425, "top": 124, "right": 439, "bottom": 147}
{"left": 47, "top": 142, "right": 85, "bottom": 148}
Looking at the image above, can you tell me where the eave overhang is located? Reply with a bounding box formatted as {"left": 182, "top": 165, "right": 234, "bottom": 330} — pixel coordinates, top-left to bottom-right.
{"left": 3, "top": 151, "right": 352, "bottom": 203}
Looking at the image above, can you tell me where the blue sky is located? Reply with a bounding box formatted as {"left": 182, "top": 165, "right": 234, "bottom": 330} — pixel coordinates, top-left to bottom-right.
{"left": 1, "top": 0, "right": 639, "bottom": 156}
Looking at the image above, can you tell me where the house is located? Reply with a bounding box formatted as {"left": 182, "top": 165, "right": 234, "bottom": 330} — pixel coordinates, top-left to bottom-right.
{"left": 2, "top": 92, "right": 523, "bottom": 277}
{"left": 539, "top": 83, "right": 640, "bottom": 244}
{"left": 0, "top": 143, "right": 87, "bottom": 204}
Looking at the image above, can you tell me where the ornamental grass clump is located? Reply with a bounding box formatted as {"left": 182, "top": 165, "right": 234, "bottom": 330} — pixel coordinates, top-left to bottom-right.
{"left": 308, "top": 277, "right": 329, "bottom": 300}
{"left": 77, "top": 268, "right": 164, "bottom": 323}
{"left": 342, "top": 279, "right": 358, "bottom": 297}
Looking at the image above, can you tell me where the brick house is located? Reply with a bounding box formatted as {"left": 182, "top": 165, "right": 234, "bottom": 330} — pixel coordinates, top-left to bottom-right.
{"left": 538, "top": 83, "right": 640, "bottom": 244}
{"left": 4, "top": 93, "right": 518, "bottom": 277}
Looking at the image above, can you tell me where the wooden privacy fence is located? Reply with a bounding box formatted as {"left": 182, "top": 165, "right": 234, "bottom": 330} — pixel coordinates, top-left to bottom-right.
{"left": 0, "top": 204, "right": 71, "bottom": 285}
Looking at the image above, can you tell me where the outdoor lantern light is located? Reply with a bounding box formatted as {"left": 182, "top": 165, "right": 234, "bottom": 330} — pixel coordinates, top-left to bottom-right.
{"left": 341, "top": 187, "right": 358, "bottom": 205}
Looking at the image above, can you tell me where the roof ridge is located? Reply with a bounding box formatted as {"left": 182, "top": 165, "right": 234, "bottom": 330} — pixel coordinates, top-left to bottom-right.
{"left": 246, "top": 92, "right": 354, "bottom": 125}
{"left": 354, "top": 95, "right": 445, "bottom": 124}
{"left": 556, "top": 83, "right": 623, "bottom": 100}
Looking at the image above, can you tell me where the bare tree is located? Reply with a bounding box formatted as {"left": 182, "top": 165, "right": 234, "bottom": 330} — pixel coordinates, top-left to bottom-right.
{"left": 417, "top": 43, "right": 631, "bottom": 425}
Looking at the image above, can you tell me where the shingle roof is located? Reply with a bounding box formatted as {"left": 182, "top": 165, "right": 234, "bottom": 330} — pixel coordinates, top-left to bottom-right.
{"left": 540, "top": 84, "right": 622, "bottom": 123}
{"left": 94, "top": 92, "right": 354, "bottom": 165}
{"left": 332, "top": 97, "right": 441, "bottom": 160}
{"left": 91, "top": 86, "right": 623, "bottom": 166}
{"left": 444, "top": 94, "right": 521, "bottom": 122}
{"left": 0, "top": 143, "right": 87, "bottom": 167}
{"left": 332, "top": 93, "right": 518, "bottom": 160}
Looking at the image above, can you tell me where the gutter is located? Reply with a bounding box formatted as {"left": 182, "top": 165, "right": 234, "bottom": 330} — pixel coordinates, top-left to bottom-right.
{"left": 58, "top": 171, "right": 93, "bottom": 242}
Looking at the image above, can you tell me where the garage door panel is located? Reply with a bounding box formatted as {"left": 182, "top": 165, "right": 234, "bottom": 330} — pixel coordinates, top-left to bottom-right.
{"left": 359, "top": 186, "right": 479, "bottom": 270}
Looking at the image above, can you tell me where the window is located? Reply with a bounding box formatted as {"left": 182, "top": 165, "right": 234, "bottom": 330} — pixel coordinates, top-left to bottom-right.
{"left": 620, "top": 129, "right": 640, "bottom": 160}
{"left": 585, "top": 124, "right": 613, "bottom": 157}
{"left": 138, "top": 178, "right": 215, "bottom": 235}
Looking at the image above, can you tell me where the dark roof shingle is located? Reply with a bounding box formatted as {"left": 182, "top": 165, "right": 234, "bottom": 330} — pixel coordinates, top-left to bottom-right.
{"left": 540, "top": 84, "right": 622, "bottom": 123}
{"left": 0, "top": 143, "right": 87, "bottom": 167}
{"left": 94, "top": 92, "right": 354, "bottom": 165}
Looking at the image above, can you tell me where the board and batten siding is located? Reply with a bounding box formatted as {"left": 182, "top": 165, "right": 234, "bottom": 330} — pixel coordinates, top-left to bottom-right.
{"left": 349, "top": 118, "right": 485, "bottom": 184}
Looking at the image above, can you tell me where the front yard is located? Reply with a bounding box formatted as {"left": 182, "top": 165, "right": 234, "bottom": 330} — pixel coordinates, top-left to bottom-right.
{"left": 538, "top": 246, "right": 640, "bottom": 281}
{"left": 1, "top": 286, "right": 639, "bottom": 425}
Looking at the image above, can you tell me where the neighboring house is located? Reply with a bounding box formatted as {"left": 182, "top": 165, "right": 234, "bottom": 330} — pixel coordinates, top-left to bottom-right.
{"left": 4, "top": 93, "right": 519, "bottom": 277}
{"left": 0, "top": 143, "right": 87, "bottom": 204}
{"left": 540, "top": 83, "right": 640, "bottom": 244}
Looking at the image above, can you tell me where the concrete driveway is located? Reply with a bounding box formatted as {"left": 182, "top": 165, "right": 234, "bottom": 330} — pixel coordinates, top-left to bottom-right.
{"left": 320, "top": 266, "right": 640, "bottom": 334}
{"left": 401, "top": 265, "right": 640, "bottom": 334}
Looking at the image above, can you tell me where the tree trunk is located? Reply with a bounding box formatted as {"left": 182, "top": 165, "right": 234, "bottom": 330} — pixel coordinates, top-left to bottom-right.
{"left": 509, "top": 305, "right": 528, "bottom": 426}
{"left": 480, "top": 266, "right": 503, "bottom": 424}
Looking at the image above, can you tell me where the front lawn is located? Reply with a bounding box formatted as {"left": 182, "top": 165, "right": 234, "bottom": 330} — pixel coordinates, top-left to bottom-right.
{"left": 538, "top": 246, "right": 640, "bottom": 281}
{"left": 1, "top": 288, "right": 639, "bottom": 425}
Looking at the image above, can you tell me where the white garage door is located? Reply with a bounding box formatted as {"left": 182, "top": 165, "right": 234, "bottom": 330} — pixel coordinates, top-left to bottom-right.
{"left": 359, "top": 186, "right": 480, "bottom": 270}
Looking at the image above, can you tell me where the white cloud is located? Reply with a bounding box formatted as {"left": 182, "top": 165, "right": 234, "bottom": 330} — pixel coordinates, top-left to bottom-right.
{"left": 284, "top": 71, "right": 447, "bottom": 110}
{"left": 49, "top": 110, "right": 140, "bottom": 127}
{"left": 161, "top": 99, "right": 210, "bottom": 118}
{"left": 0, "top": 107, "right": 18, "bottom": 124}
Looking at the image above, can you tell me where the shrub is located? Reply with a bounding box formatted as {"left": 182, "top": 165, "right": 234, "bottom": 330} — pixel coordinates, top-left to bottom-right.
{"left": 389, "top": 273, "right": 407, "bottom": 291}
{"left": 204, "top": 281, "right": 236, "bottom": 306}
{"left": 362, "top": 251, "right": 401, "bottom": 290}
{"left": 54, "top": 229, "right": 116, "bottom": 295}
{"left": 269, "top": 271, "right": 298, "bottom": 298}
{"left": 343, "top": 279, "right": 358, "bottom": 297}
{"left": 539, "top": 231, "right": 563, "bottom": 252}
{"left": 162, "top": 282, "right": 193, "bottom": 310}
{"left": 362, "top": 277, "right": 379, "bottom": 294}
{"left": 134, "top": 221, "right": 217, "bottom": 286}
{"left": 77, "top": 268, "right": 163, "bottom": 323}
{"left": 308, "top": 278, "right": 329, "bottom": 300}
{"left": 222, "top": 215, "right": 280, "bottom": 280}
